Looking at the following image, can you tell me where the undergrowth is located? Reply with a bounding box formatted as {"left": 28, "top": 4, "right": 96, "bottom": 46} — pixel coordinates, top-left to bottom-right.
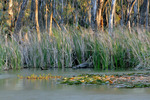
{"left": 0, "top": 26, "right": 149, "bottom": 70}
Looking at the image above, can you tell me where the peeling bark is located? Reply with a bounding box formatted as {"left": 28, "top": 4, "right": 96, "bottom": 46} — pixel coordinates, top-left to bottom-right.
{"left": 96, "top": 0, "right": 104, "bottom": 30}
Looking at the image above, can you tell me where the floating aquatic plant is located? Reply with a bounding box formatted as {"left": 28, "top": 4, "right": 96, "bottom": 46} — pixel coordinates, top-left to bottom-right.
{"left": 18, "top": 73, "right": 62, "bottom": 80}
{"left": 60, "top": 73, "right": 150, "bottom": 88}
{"left": 18, "top": 73, "right": 150, "bottom": 88}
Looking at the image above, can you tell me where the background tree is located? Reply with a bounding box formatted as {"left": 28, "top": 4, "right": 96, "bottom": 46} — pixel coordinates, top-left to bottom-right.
{"left": 140, "top": 0, "right": 149, "bottom": 26}
{"left": 35, "top": 0, "right": 41, "bottom": 41}
{"left": 14, "top": 0, "right": 28, "bottom": 41}
{"left": 30, "top": 0, "right": 35, "bottom": 27}
{"left": 0, "top": 0, "right": 150, "bottom": 35}
{"left": 96, "top": 0, "right": 104, "bottom": 30}
{"left": 91, "top": 0, "right": 97, "bottom": 30}
{"left": 109, "top": 0, "right": 116, "bottom": 37}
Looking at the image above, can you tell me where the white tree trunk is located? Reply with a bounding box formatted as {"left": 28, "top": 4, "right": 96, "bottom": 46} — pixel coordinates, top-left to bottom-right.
{"left": 108, "top": 0, "right": 116, "bottom": 37}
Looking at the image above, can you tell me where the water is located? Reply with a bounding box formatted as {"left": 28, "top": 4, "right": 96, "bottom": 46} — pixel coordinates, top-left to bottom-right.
{"left": 0, "top": 69, "right": 150, "bottom": 100}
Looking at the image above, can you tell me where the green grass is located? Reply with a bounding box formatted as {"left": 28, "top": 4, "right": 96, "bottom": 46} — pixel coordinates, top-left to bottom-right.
{"left": 0, "top": 26, "right": 149, "bottom": 70}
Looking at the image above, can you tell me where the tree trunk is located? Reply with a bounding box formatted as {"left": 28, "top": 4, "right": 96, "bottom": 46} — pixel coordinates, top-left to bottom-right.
{"left": 45, "top": 4, "right": 48, "bottom": 32}
{"left": 14, "top": 0, "right": 28, "bottom": 40}
{"left": 108, "top": 0, "right": 116, "bottom": 37}
{"left": 30, "top": 0, "right": 35, "bottom": 25}
{"left": 61, "top": 0, "right": 64, "bottom": 25}
{"left": 134, "top": 0, "right": 138, "bottom": 26}
{"left": 145, "top": 0, "right": 149, "bottom": 29}
{"left": 38, "top": 0, "right": 45, "bottom": 31}
{"left": 140, "top": 0, "right": 149, "bottom": 26}
{"left": 35, "top": 0, "right": 41, "bottom": 42}
{"left": 66, "top": 0, "right": 68, "bottom": 24}
{"left": 8, "top": 0, "right": 13, "bottom": 31}
{"left": 96, "top": 0, "right": 104, "bottom": 30}
{"left": 91, "top": 0, "right": 97, "bottom": 30}
{"left": 120, "top": 0, "right": 124, "bottom": 26}
{"left": 49, "top": 0, "right": 53, "bottom": 36}
{"left": 53, "top": 0, "right": 56, "bottom": 18}
{"left": 88, "top": 1, "right": 91, "bottom": 25}
{"left": 75, "top": 0, "right": 78, "bottom": 28}
{"left": 126, "top": 0, "right": 136, "bottom": 27}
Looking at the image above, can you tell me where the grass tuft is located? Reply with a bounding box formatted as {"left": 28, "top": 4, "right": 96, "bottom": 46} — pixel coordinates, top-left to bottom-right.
{"left": 0, "top": 27, "right": 149, "bottom": 70}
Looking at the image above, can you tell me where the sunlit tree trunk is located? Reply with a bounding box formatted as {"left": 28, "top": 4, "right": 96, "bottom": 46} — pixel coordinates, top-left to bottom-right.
{"left": 49, "top": 0, "right": 53, "bottom": 36}
{"left": 127, "top": 1, "right": 130, "bottom": 30}
{"left": 8, "top": 0, "right": 13, "bottom": 31}
{"left": 14, "top": 0, "right": 28, "bottom": 41}
{"left": 109, "top": 0, "right": 116, "bottom": 37}
{"left": 96, "top": 0, "right": 104, "bottom": 30}
{"left": 88, "top": 1, "right": 91, "bottom": 25}
{"left": 35, "top": 0, "right": 41, "bottom": 42}
{"left": 91, "top": 0, "right": 97, "bottom": 30}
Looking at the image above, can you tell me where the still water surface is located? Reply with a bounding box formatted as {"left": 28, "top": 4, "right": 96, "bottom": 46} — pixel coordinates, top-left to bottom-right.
{"left": 0, "top": 69, "right": 150, "bottom": 100}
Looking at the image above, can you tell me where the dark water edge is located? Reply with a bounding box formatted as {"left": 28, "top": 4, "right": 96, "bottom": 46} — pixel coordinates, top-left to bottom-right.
{"left": 0, "top": 68, "right": 150, "bottom": 77}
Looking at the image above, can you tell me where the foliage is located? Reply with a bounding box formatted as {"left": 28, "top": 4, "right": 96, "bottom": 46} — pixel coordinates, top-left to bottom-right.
{"left": 0, "top": 27, "right": 149, "bottom": 70}
{"left": 18, "top": 73, "right": 62, "bottom": 80}
{"left": 18, "top": 72, "right": 150, "bottom": 88}
{"left": 60, "top": 73, "right": 150, "bottom": 88}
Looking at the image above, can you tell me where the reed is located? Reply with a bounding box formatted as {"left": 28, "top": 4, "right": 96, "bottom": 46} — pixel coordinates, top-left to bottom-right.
{"left": 0, "top": 26, "right": 149, "bottom": 70}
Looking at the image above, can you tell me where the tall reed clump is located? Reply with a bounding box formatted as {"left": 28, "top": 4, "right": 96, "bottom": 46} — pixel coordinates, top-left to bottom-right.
{"left": 0, "top": 34, "right": 22, "bottom": 70}
{"left": 0, "top": 26, "right": 149, "bottom": 70}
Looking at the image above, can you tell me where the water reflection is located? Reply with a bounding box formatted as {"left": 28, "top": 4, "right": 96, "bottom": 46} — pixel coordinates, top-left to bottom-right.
{"left": 0, "top": 69, "right": 150, "bottom": 100}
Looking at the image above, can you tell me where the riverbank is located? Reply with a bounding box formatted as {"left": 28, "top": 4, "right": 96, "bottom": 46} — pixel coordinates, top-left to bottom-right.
{"left": 0, "top": 27, "right": 150, "bottom": 71}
